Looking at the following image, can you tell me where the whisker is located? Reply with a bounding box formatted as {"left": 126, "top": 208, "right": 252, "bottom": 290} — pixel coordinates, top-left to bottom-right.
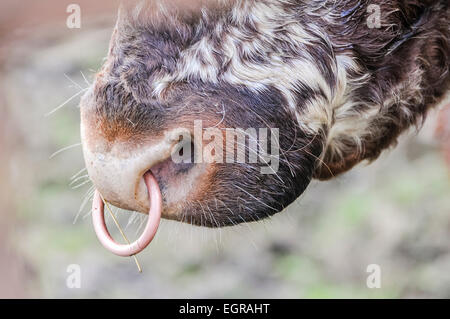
{"left": 234, "top": 184, "right": 278, "bottom": 212}
{"left": 49, "top": 143, "right": 82, "bottom": 159}
{"left": 69, "top": 174, "right": 89, "bottom": 187}
{"left": 70, "top": 167, "right": 87, "bottom": 181}
{"left": 71, "top": 179, "right": 92, "bottom": 190}
{"left": 125, "top": 211, "right": 139, "bottom": 230}
{"left": 64, "top": 73, "right": 84, "bottom": 91}
{"left": 135, "top": 214, "right": 147, "bottom": 236}
{"left": 74, "top": 185, "right": 95, "bottom": 224}
{"left": 45, "top": 88, "right": 88, "bottom": 117}
{"left": 82, "top": 210, "right": 92, "bottom": 220}
{"left": 233, "top": 137, "right": 284, "bottom": 184}
{"left": 80, "top": 70, "right": 91, "bottom": 86}
{"left": 206, "top": 204, "right": 221, "bottom": 243}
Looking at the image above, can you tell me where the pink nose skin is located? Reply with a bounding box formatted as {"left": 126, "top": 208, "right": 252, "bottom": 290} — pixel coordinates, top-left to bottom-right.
{"left": 92, "top": 171, "right": 162, "bottom": 257}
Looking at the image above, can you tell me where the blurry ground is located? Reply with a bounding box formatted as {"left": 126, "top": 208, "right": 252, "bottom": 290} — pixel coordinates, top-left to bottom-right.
{"left": 1, "top": 16, "right": 449, "bottom": 298}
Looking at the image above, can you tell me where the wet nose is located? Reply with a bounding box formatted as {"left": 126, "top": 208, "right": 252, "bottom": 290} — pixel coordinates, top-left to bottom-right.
{"left": 83, "top": 144, "right": 158, "bottom": 213}
{"left": 81, "top": 120, "right": 189, "bottom": 213}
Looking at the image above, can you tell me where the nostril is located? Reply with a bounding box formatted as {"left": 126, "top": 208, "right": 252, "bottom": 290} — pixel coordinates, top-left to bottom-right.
{"left": 146, "top": 139, "right": 196, "bottom": 178}
{"left": 173, "top": 160, "right": 196, "bottom": 175}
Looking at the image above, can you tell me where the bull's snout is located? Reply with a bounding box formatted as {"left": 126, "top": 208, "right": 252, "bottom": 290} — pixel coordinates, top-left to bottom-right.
{"left": 81, "top": 117, "right": 190, "bottom": 213}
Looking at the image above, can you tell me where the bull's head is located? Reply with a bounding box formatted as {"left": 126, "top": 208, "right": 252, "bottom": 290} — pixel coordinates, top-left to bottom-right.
{"left": 80, "top": 0, "right": 450, "bottom": 227}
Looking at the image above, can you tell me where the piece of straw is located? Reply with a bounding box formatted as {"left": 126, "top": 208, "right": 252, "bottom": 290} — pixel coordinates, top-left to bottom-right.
{"left": 99, "top": 193, "right": 143, "bottom": 273}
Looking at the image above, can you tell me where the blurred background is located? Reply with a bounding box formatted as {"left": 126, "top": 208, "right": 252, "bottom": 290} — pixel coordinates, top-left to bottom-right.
{"left": 0, "top": 0, "right": 449, "bottom": 298}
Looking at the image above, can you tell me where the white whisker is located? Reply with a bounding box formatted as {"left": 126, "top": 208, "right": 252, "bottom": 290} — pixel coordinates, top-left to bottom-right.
{"left": 80, "top": 70, "right": 91, "bottom": 86}
{"left": 49, "top": 143, "right": 82, "bottom": 159}
{"left": 74, "top": 186, "right": 95, "bottom": 224}
{"left": 45, "top": 88, "right": 87, "bottom": 117}
{"left": 69, "top": 174, "right": 89, "bottom": 187}
{"left": 234, "top": 184, "right": 278, "bottom": 212}
{"left": 71, "top": 179, "right": 92, "bottom": 190}
{"left": 70, "top": 167, "right": 87, "bottom": 181}
{"left": 64, "top": 73, "right": 84, "bottom": 91}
